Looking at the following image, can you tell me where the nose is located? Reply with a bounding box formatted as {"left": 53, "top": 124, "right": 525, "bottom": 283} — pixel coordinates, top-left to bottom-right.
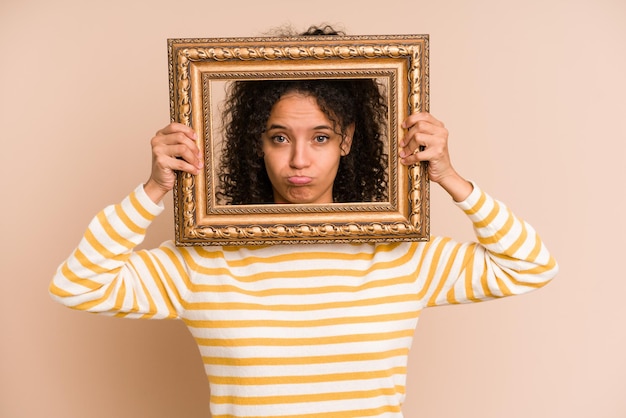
{"left": 289, "top": 142, "right": 311, "bottom": 169}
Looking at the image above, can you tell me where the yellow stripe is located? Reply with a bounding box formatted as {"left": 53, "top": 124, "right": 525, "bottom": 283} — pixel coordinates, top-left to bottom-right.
{"left": 203, "top": 347, "right": 409, "bottom": 366}
{"left": 48, "top": 281, "right": 75, "bottom": 298}
{"left": 158, "top": 246, "right": 193, "bottom": 298}
{"left": 519, "top": 256, "right": 557, "bottom": 277}
{"left": 504, "top": 218, "right": 528, "bottom": 255}
{"left": 131, "top": 284, "right": 140, "bottom": 313}
{"left": 176, "top": 273, "right": 416, "bottom": 298}
{"left": 463, "top": 190, "right": 487, "bottom": 216}
{"left": 503, "top": 262, "right": 556, "bottom": 286}
{"left": 115, "top": 204, "right": 146, "bottom": 235}
{"left": 415, "top": 238, "right": 452, "bottom": 300}
{"left": 186, "top": 309, "right": 418, "bottom": 330}
{"left": 84, "top": 229, "right": 129, "bottom": 262}
{"left": 73, "top": 248, "right": 127, "bottom": 274}
{"left": 445, "top": 281, "right": 460, "bottom": 304}
{"left": 73, "top": 276, "right": 120, "bottom": 311}
{"left": 487, "top": 250, "right": 556, "bottom": 277}
{"left": 74, "top": 249, "right": 106, "bottom": 274}
{"left": 478, "top": 253, "right": 497, "bottom": 299}
{"left": 472, "top": 199, "right": 500, "bottom": 229}
{"left": 152, "top": 252, "right": 190, "bottom": 311}
{"left": 445, "top": 244, "right": 478, "bottom": 304}
{"left": 196, "top": 329, "right": 415, "bottom": 348}
{"left": 134, "top": 251, "right": 178, "bottom": 318}
{"left": 210, "top": 386, "right": 404, "bottom": 406}
{"left": 211, "top": 404, "right": 402, "bottom": 418}
{"left": 427, "top": 243, "right": 462, "bottom": 306}
{"left": 176, "top": 249, "right": 419, "bottom": 298}
{"left": 495, "top": 274, "right": 513, "bottom": 297}
{"left": 128, "top": 190, "right": 156, "bottom": 221}
{"left": 137, "top": 279, "right": 158, "bottom": 319}
{"left": 113, "top": 274, "right": 127, "bottom": 310}
{"left": 180, "top": 243, "right": 417, "bottom": 284}
{"left": 60, "top": 257, "right": 103, "bottom": 289}
{"left": 208, "top": 367, "right": 407, "bottom": 386}
{"left": 527, "top": 233, "right": 543, "bottom": 261}
{"left": 185, "top": 293, "right": 419, "bottom": 313}
{"left": 198, "top": 242, "right": 405, "bottom": 268}
{"left": 96, "top": 212, "right": 135, "bottom": 249}
{"left": 477, "top": 207, "right": 515, "bottom": 245}
{"left": 114, "top": 278, "right": 141, "bottom": 317}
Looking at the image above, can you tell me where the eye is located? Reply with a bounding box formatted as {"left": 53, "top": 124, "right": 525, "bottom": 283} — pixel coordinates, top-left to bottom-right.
{"left": 313, "top": 135, "right": 330, "bottom": 144}
{"left": 271, "top": 135, "right": 288, "bottom": 144}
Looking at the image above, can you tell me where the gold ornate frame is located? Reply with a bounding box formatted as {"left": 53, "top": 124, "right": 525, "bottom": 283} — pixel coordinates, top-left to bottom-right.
{"left": 168, "top": 34, "right": 429, "bottom": 245}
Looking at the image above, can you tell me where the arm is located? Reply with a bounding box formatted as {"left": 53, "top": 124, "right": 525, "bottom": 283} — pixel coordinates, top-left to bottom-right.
{"left": 400, "top": 113, "right": 558, "bottom": 305}
{"left": 421, "top": 183, "right": 558, "bottom": 306}
{"left": 49, "top": 123, "right": 202, "bottom": 318}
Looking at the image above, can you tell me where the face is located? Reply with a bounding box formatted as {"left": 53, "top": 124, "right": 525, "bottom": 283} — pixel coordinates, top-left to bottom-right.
{"left": 262, "top": 92, "right": 353, "bottom": 204}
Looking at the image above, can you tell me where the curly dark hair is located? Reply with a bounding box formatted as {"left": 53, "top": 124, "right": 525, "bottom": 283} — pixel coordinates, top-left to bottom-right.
{"left": 217, "top": 25, "right": 388, "bottom": 205}
{"left": 217, "top": 78, "right": 388, "bottom": 204}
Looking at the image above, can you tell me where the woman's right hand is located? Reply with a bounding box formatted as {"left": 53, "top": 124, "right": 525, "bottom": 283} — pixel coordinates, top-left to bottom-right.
{"left": 143, "top": 123, "right": 203, "bottom": 204}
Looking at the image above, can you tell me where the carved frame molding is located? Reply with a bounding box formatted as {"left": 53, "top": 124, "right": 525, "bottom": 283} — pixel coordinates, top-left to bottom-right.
{"left": 168, "top": 34, "right": 430, "bottom": 245}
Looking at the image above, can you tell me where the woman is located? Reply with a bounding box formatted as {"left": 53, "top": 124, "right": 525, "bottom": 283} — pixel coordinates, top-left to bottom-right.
{"left": 49, "top": 28, "right": 558, "bottom": 418}
{"left": 217, "top": 78, "right": 389, "bottom": 204}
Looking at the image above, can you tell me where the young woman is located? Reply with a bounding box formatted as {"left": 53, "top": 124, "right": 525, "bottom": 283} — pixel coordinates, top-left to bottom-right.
{"left": 217, "top": 78, "right": 389, "bottom": 204}
{"left": 50, "top": 26, "right": 558, "bottom": 418}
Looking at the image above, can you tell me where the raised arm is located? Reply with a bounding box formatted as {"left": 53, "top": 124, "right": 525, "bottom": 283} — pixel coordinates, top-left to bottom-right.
{"left": 400, "top": 113, "right": 558, "bottom": 305}
{"left": 49, "top": 123, "right": 202, "bottom": 318}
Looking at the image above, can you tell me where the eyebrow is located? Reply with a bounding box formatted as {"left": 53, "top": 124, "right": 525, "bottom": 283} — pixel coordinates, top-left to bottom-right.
{"left": 265, "top": 124, "right": 334, "bottom": 131}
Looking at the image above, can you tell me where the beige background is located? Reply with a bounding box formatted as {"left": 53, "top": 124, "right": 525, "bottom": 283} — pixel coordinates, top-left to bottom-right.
{"left": 1, "top": 0, "right": 625, "bottom": 417}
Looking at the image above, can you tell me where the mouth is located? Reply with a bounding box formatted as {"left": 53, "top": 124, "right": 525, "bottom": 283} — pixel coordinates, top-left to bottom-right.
{"left": 287, "top": 176, "right": 313, "bottom": 185}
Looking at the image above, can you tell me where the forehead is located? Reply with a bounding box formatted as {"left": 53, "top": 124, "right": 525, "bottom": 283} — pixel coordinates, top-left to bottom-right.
{"left": 267, "top": 92, "right": 331, "bottom": 124}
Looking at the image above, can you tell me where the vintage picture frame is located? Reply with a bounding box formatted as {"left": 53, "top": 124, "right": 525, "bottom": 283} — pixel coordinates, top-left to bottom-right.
{"left": 168, "top": 34, "right": 430, "bottom": 245}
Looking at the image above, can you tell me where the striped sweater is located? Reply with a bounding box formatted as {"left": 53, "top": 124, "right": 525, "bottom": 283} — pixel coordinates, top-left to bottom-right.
{"left": 50, "top": 183, "right": 558, "bottom": 418}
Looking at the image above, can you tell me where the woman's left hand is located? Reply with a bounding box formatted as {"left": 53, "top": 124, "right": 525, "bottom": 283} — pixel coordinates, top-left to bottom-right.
{"left": 400, "top": 112, "right": 473, "bottom": 202}
{"left": 399, "top": 112, "right": 454, "bottom": 182}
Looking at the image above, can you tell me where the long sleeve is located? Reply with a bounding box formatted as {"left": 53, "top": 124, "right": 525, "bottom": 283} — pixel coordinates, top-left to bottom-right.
{"left": 50, "top": 182, "right": 559, "bottom": 318}
{"left": 422, "top": 183, "right": 558, "bottom": 307}
{"left": 49, "top": 182, "right": 558, "bottom": 417}
{"left": 49, "top": 184, "right": 186, "bottom": 319}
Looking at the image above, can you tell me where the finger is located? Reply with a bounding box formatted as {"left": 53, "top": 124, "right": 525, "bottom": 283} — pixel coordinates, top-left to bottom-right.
{"left": 400, "top": 117, "right": 445, "bottom": 149}
{"left": 400, "top": 142, "right": 443, "bottom": 166}
{"left": 154, "top": 142, "right": 204, "bottom": 169}
{"left": 152, "top": 131, "right": 202, "bottom": 162}
{"left": 153, "top": 148, "right": 203, "bottom": 175}
{"left": 399, "top": 139, "right": 426, "bottom": 166}
{"left": 401, "top": 129, "right": 450, "bottom": 164}
{"left": 168, "top": 156, "right": 203, "bottom": 175}
{"left": 156, "top": 122, "right": 198, "bottom": 140}
{"left": 405, "top": 120, "right": 447, "bottom": 140}
{"left": 155, "top": 131, "right": 200, "bottom": 149}
{"left": 399, "top": 131, "right": 430, "bottom": 158}
{"left": 400, "top": 128, "right": 438, "bottom": 157}
{"left": 401, "top": 112, "right": 444, "bottom": 130}
{"left": 412, "top": 145, "right": 443, "bottom": 163}
{"left": 399, "top": 151, "right": 423, "bottom": 166}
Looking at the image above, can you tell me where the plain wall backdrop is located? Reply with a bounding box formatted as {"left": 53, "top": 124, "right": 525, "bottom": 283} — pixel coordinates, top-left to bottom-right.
{"left": 1, "top": 0, "right": 625, "bottom": 417}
